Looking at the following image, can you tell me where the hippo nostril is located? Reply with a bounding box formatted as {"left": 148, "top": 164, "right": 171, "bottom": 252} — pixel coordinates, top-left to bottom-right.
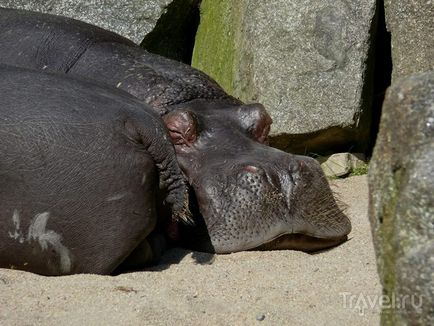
{"left": 242, "top": 165, "right": 259, "bottom": 173}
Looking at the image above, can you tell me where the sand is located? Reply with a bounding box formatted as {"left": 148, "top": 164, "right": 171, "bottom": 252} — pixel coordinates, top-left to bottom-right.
{"left": 0, "top": 175, "right": 381, "bottom": 326}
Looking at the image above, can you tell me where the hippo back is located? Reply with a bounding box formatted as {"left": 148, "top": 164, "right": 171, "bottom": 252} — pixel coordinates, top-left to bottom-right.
{"left": 0, "top": 7, "right": 135, "bottom": 72}
{"left": 0, "top": 7, "right": 239, "bottom": 113}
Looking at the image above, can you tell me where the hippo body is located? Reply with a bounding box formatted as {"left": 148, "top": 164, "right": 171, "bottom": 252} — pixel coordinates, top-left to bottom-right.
{"left": 0, "top": 7, "right": 236, "bottom": 115}
{"left": 0, "top": 65, "right": 187, "bottom": 275}
{"left": 0, "top": 8, "right": 352, "bottom": 259}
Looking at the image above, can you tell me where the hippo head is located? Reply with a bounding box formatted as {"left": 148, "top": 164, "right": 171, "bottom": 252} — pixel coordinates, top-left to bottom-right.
{"left": 163, "top": 99, "right": 351, "bottom": 253}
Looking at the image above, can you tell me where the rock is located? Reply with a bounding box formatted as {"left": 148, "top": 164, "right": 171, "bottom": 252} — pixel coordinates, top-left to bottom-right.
{"left": 0, "top": 0, "right": 172, "bottom": 43}
{"left": 385, "top": 0, "right": 434, "bottom": 81}
{"left": 318, "top": 153, "right": 367, "bottom": 178}
{"left": 192, "top": 0, "right": 378, "bottom": 155}
{"left": 319, "top": 153, "right": 352, "bottom": 178}
{"left": 369, "top": 71, "right": 434, "bottom": 325}
{"left": 350, "top": 153, "right": 367, "bottom": 171}
{"left": 0, "top": 0, "right": 200, "bottom": 58}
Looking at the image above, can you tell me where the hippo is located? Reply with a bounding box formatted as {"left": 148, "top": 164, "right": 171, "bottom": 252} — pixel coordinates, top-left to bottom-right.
{"left": 0, "top": 8, "right": 352, "bottom": 257}
{"left": 162, "top": 100, "right": 351, "bottom": 253}
{"left": 0, "top": 64, "right": 188, "bottom": 275}
{"left": 0, "top": 7, "right": 237, "bottom": 115}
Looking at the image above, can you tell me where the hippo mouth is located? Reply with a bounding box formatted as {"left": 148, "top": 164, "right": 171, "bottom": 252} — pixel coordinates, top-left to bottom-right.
{"left": 251, "top": 233, "right": 349, "bottom": 252}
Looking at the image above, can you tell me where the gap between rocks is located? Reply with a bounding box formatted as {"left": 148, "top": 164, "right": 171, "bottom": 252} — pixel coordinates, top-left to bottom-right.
{"left": 368, "top": 0, "right": 392, "bottom": 157}
{"left": 140, "top": 0, "right": 201, "bottom": 64}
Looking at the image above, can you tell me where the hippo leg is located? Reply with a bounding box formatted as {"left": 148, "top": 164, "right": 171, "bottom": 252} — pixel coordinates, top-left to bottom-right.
{"left": 117, "top": 231, "right": 167, "bottom": 271}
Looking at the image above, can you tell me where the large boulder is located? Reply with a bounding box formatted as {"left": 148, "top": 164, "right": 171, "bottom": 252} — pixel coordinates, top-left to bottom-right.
{"left": 385, "top": 0, "right": 434, "bottom": 81}
{"left": 192, "top": 0, "right": 378, "bottom": 155}
{"left": 0, "top": 0, "right": 172, "bottom": 43}
{"left": 369, "top": 71, "right": 434, "bottom": 325}
{"left": 0, "top": 0, "right": 200, "bottom": 62}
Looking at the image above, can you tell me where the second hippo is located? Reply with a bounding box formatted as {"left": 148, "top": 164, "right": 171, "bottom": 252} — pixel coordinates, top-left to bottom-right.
{"left": 0, "top": 65, "right": 187, "bottom": 275}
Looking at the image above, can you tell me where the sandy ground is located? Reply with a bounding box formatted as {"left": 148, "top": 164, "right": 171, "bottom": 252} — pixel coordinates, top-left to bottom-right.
{"left": 0, "top": 175, "right": 381, "bottom": 326}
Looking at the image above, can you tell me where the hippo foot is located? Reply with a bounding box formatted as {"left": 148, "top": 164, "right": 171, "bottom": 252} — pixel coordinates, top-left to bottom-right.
{"left": 117, "top": 232, "right": 167, "bottom": 272}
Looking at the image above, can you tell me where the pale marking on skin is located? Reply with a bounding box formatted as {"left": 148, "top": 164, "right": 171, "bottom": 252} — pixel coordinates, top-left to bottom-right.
{"left": 8, "top": 210, "right": 25, "bottom": 243}
{"left": 27, "top": 212, "right": 72, "bottom": 273}
{"left": 7, "top": 211, "right": 72, "bottom": 273}
{"left": 106, "top": 193, "right": 128, "bottom": 202}
{"left": 141, "top": 174, "right": 147, "bottom": 185}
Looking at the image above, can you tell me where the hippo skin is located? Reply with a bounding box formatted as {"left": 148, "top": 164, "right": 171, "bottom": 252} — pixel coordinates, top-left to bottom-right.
{"left": 0, "top": 7, "right": 235, "bottom": 115}
{"left": 0, "top": 64, "right": 188, "bottom": 275}
{"left": 0, "top": 8, "right": 351, "bottom": 262}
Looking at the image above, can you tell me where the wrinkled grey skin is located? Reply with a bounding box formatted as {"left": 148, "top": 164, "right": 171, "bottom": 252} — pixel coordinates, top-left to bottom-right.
{"left": 0, "top": 65, "right": 187, "bottom": 275}
{"left": 0, "top": 7, "right": 236, "bottom": 115}
{"left": 0, "top": 8, "right": 351, "bottom": 254}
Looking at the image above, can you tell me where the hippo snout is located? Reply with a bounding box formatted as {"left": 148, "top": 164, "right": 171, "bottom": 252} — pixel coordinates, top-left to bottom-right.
{"left": 191, "top": 155, "right": 351, "bottom": 254}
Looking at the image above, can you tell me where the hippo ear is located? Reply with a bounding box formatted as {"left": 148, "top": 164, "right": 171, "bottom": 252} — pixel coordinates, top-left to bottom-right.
{"left": 163, "top": 110, "right": 198, "bottom": 148}
{"left": 237, "top": 103, "right": 272, "bottom": 144}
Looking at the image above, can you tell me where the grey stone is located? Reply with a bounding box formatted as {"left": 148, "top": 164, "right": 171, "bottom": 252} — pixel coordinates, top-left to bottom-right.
{"left": 369, "top": 71, "right": 434, "bottom": 325}
{"left": 350, "top": 153, "right": 367, "bottom": 171}
{"left": 0, "top": 0, "right": 173, "bottom": 44}
{"left": 385, "top": 0, "right": 434, "bottom": 81}
{"left": 319, "top": 153, "right": 352, "bottom": 178}
{"left": 318, "top": 153, "right": 367, "bottom": 178}
{"left": 192, "top": 0, "right": 377, "bottom": 154}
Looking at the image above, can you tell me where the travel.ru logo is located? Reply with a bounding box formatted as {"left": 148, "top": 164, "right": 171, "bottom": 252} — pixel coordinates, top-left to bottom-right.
{"left": 339, "top": 292, "right": 425, "bottom": 316}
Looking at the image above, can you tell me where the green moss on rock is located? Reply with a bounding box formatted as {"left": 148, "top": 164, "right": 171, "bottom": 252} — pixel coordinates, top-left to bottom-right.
{"left": 369, "top": 72, "right": 434, "bottom": 325}
{"left": 192, "top": 0, "right": 378, "bottom": 155}
{"left": 192, "top": 0, "right": 246, "bottom": 95}
{"left": 349, "top": 163, "right": 369, "bottom": 176}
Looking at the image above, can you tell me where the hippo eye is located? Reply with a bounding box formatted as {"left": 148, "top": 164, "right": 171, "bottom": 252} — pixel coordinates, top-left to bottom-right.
{"left": 163, "top": 110, "right": 198, "bottom": 148}
{"left": 237, "top": 103, "right": 272, "bottom": 144}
